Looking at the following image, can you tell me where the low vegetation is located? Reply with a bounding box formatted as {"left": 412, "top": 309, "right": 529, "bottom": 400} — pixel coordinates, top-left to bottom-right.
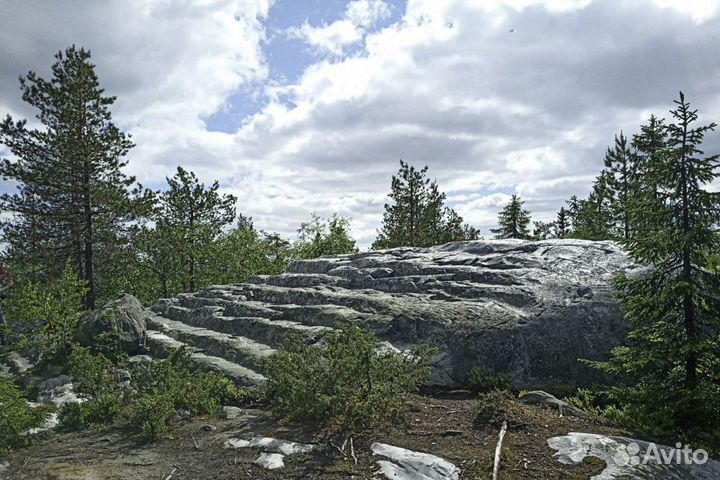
{"left": 0, "top": 375, "right": 53, "bottom": 454}
{"left": 60, "top": 346, "right": 253, "bottom": 441}
{"left": 265, "top": 325, "right": 437, "bottom": 432}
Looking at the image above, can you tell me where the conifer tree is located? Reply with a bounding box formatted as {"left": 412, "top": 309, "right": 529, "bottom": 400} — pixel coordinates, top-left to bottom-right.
{"left": 532, "top": 220, "right": 554, "bottom": 240}
{"left": 572, "top": 171, "right": 614, "bottom": 240}
{"left": 0, "top": 46, "right": 148, "bottom": 309}
{"left": 603, "top": 132, "right": 636, "bottom": 239}
{"left": 491, "top": 194, "right": 532, "bottom": 239}
{"left": 565, "top": 195, "right": 581, "bottom": 234}
{"left": 373, "top": 161, "right": 476, "bottom": 248}
{"left": 555, "top": 207, "right": 569, "bottom": 238}
{"left": 598, "top": 92, "right": 720, "bottom": 440}
{"left": 158, "top": 167, "right": 236, "bottom": 292}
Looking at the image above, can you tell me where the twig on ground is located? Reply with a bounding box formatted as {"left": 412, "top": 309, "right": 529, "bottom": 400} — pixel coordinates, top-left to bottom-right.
{"left": 162, "top": 467, "right": 177, "bottom": 480}
{"left": 350, "top": 437, "right": 357, "bottom": 465}
{"left": 492, "top": 420, "right": 508, "bottom": 480}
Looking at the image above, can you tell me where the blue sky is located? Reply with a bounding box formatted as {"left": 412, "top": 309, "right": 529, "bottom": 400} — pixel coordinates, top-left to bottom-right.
{"left": 205, "top": 0, "right": 407, "bottom": 133}
{"left": 1, "top": 0, "right": 720, "bottom": 247}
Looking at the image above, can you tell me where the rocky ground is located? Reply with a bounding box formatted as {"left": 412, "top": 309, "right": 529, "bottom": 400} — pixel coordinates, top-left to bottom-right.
{"left": 0, "top": 392, "right": 627, "bottom": 480}
{"left": 146, "top": 239, "right": 636, "bottom": 389}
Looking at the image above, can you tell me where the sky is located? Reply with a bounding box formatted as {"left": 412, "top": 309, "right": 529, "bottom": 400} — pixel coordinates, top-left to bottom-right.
{"left": 1, "top": 0, "right": 719, "bottom": 248}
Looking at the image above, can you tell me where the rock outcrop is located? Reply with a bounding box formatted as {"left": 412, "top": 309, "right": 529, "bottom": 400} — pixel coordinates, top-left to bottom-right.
{"left": 147, "top": 239, "right": 634, "bottom": 388}
{"left": 77, "top": 293, "right": 148, "bottom": 354}
{"left": 548, "top": 432, "right": 720, "bottom": 479}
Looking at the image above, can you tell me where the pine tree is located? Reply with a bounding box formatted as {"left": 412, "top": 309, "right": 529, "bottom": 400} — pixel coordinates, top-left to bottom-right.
{"left": 0, "top": 46, "right": 148, "bottom": 309}
{"left": 373, "top": 161, "right": 476, "bottom": 248}
{"left": 491, "top": 194, "right": 532, "bottom": 239}
{"left": 603, "top": 132, "right": 636, "bottom": 239}
{"left": 159, "top": 167, "right": 236, "bottom": 292}
{"left": 598, "top": 92, "right": 720, "bottom": 441}
{"left": 555, "top": 207, "right": 569, "bottom": 238}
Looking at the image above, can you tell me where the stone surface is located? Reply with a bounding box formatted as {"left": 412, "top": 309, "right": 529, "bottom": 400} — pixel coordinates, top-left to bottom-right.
{"left": 77, "top": 294, "right": 147, "bottom": 354}
{"left": 254, "top": 452, "right": 285, "bottom": 470}
{"left": 372, "top": 442, "right": 461, "bottom": 480}
{"left": 223, "top": 437, "right": 315, "bottom": 455}
{"left": 519, "top": 390, "right": 586, "bottom": 417}
{"left": 548, "top": 432, "right": 720, "bottom": 479}
{"left": 148, "top": 240, "right": 634, "bottom": 387}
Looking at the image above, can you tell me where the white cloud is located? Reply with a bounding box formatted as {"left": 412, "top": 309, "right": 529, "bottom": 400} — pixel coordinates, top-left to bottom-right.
{"left": 2, "top": 0, "right": 720, "bottom": 249}
{"left": 288, "top": 0, "right": 392, "bottom": 56}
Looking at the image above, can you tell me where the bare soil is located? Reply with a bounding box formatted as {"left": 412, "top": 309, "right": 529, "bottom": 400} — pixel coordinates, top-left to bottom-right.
{"left": 0, "top": 393, "right": 632, "bottom": 480}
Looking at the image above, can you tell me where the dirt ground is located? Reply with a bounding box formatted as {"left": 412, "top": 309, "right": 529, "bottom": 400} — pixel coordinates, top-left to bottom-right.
{"left": 0, "top": 393, "right": 631, "bottom": 480}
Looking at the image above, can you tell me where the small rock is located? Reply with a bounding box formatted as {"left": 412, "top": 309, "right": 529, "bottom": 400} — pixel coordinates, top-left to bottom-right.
{"left": 221, "top": 406, "right": 245, "bottom": 420}
{"left": 372, "top": 442, "right": 461, "bottom": 480}
{"left": 202, "top": 424, "right": 216, "bottom": 432}
{"left": 255, "top": 453, "right": 285, "bottom": 470}
{"left": 128, "top": 355, "right": 153, "bottom": 364}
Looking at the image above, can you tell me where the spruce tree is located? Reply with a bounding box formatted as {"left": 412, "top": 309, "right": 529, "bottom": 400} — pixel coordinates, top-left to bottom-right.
{"left": 159, "top": 167, "right": 236, "bottom": 292}
{"left": 532, "top": 220, "right": 554, "bottom": 240}
{"left": 0, "top": 46, "right": 147, "bottom": 309}
{"left": 555, "top": 207, "right": 569, "bottom": 238}
{"left": 572, "top": 171, "right": 614, "bottom": 240}
{"left": 565, "top": 195, "right": 581, "bottom": 234}
{"left": 491, "top": 194, "right": 532, "bottom": 239}
{"left": 603, "top": 132, "right": 636, "bottom": 239}
{"left": 599, "top": 92, "right": 720, "bottom": 441}
{"left": 373, "top": 161, "right": 476, "bottom": 248}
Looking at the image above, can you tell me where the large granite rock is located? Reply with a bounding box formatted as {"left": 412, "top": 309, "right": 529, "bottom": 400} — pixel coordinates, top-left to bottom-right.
{"left": 148, "top": 240, "right": 635, "bottom": 388}
{"left": 77, "top": 294, "right": 147, "bottom": 354}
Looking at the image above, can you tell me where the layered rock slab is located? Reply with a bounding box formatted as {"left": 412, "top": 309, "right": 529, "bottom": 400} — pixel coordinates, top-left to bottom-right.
{"left": 149, "top": 239, "right": 634, "bottom": 387}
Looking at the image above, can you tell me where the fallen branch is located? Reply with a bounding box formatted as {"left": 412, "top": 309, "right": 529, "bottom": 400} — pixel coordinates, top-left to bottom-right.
{"left": 492, "top": 420, "right": 508, "bottom": 480}
{"left": 350, "top": 437, "right": 357, "bottom": 465}
{"left": 163, "top": 467, "right": 177, "bottom": 480}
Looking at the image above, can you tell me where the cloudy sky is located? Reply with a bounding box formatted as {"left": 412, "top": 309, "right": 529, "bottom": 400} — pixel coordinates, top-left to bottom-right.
{"left": 1, "top": 0, "right": 719, "bottom": 247}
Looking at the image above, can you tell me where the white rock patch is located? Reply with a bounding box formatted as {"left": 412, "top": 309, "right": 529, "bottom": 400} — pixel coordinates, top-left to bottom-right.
{"left": 371, "top": 442, "right": 461, "bottom": 480}
{"left": 548, "top": 432, "right": 720, "bottom": 480}
{"left": 224, "top": 436, "right": 315, "bottom": 470}
{"left": 255, "top": 452, "right": 285, "bottom": 470}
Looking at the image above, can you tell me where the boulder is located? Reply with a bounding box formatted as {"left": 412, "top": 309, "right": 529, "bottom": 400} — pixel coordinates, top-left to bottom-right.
{"left": 548, "top": 432, "right": 720, "bottom": 479}
{"left": 371, "top": 442, "right": 461, "bottom": 480}
{"left": 519, "top": 390, "right": 586, "bottom": 417}
{"left": 149, "top": 240, "right": 636, "bottom": 387}
{"left": 76, "top": 294, "right": 147, "bottom": 354}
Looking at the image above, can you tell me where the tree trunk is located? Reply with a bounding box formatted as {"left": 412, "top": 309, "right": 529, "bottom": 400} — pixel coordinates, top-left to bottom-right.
{"left": 679, "top": 106, "right": 697, "bottom": 388}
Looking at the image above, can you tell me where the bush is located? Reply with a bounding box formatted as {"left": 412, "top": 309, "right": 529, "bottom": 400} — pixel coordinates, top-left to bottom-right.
{"left": 4, "top": 264, "right": 87, "bottom": 363}
{"left": 265, "top": 325, "right": 437, "bottom": 432}
{"left": 59, "top": 346, "right": 126, "bottom": 429}
{"left": 61, "top": 346, "right": 253, "bottom": 441}
{"left": 0, "top": 375, "right": 53, "bottom": 453}
{"left": 467, "top": 367, "right": 513, "bottom": 393}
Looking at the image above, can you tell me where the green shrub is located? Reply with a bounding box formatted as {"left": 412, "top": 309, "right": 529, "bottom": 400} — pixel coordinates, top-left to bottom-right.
{"left": 59, "top": 346, "right": 125, "bottom": 429}
{"left": 0, "top": 375, "right": 53, "bottom": 453}
{"left": 61, "top": 346, "right": 253, "bottom": 441}
{"left": 4, "top": 264, "right": 87, "bottom": 363}
{"left": 474, "top": 390, "right": 515, "bottom": 429}
{"left": 467, "top": 367, "right": 513, "bottom": 393}
{"left": 265, "top": 325, "right": 437, "bottom": 432}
